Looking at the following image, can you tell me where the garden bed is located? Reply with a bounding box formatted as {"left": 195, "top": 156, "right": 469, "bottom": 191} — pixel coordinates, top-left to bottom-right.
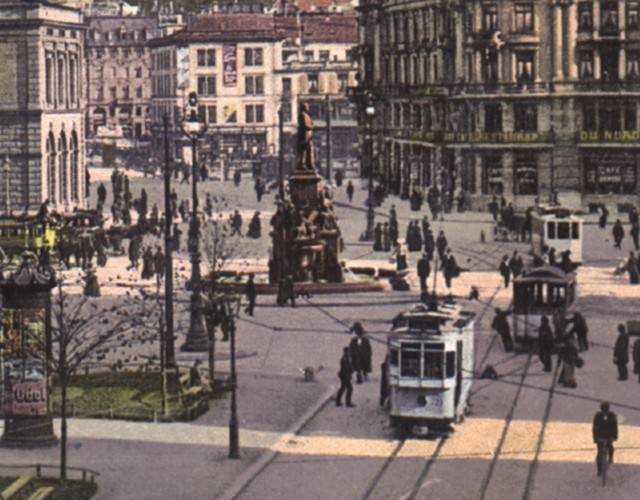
{"left": 0, "top": 477, "right": 97, "bottom": 500}
{"left": 50, "top": 370, "right": 217, "bottom": 422}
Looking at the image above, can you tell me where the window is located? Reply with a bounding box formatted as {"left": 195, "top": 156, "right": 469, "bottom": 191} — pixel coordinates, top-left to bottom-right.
{"left": 319, "top": 50, "right": 330, "bottom": 61}
{"left": 97, "top": 86, "right": 104, "bottom": 101}
{"left": 69, "top": 56, "right": 77, "bottom": 104}
{"left": 197, "top": 49, "right": 216, "bottom": 66}
{"left": 207, "top": 105, "right": 217, "bottom": 124}
{"left": 109, "top": 87, "right": 116, "bottom": 99}
{"left": 244, "top": 48, "right": 263, "bottom": 66}
{"left": 599, "top": 101, "right": 621, "bottom": 131}
{"left": 629, "top": 2, "right": 640, "bottom": 30}
{"left": 400, "top": 343, "right": 421, "bottom": 377}
{"left": 601, "top": 1, "right": 619, "bottom": 34}
{"left": 583, "top": 102, "right": 596, "bottom": 130}
{"left": 282, "top": 77, "right": 292, "bottom": 94}
{"left": 446, "top": 352, "right": 456, "bottom": 378}
{"left": 423, "top": 350, "right": 444, "bottom": 378}
{"left": 245, "top": 75, "right": 264, "bottom": 95}
{"left": 197, "top": 76, "right": 217, "bottom": 96}
{"left": 625, "top": 107, "right": 637, "bottom": 130}
{"left": 483, "top": 51, "right": 498, "bottom": 82}
{"left": 482, "top": 4, "right": 498, "bottom": 31}
{"left": 514, "top": 103, "right": 537, "bottom": 132}
{"left": 585, "top": 154, "right": 637, "bottom": 194}
{"left": 122, "top": 86, "right": 130, "bottom": 99}
{"left": 514, "top": 151, "right": 538, "bottom": 195}
{"left": 547, "top": 221, "right": 556, "bottom": 239}
{"left": 197, "top": 105, "right": 206, "bottom": 123}
{"left": 57, "top": 56, "right": 66, "bottom": 105}
{"left": 601, "top": 45, "right": 619, "bottom": 82}
{"left": 136, "top": 86, "right": 142, "bottom": 98}
{"left": 485, "top": 103, "right": 502, "bottom": 132}
{"left": 557, "top": 222, "right": 570, "bottom": 239}
{"left": 308, "top": 74, "right": 319, "bottom": 93}
{"left": 45, "top": 54, "right": 53, "bottom": 105}
{"left": 482, "top": 154, "right": 503, "bottom": 194}
{"left": 628, "top": 51, "right": 640, "bottom": 79}
{"left": 304, "top": 50, "right": 314, "bottom": 62}
{"left": 515, "top": 4, "right": 534, "bottom": 33}
{"left": 516, "top": 51, "right": 535, "bottom": 82}
{"left": 281, "top": 101, "right": 292, "bottom": 122}
{"left": 338, "top": 72, "right": 348, "bottom": 91}
{"left": 245, "top": 104, "right": 264, "bottom": 123}
{"left": 135, "top": 67, "right": 143, "bottom": 78}
{"left": 136, "top": 106, "right": 142, "bottom": 116}
{"left": 579, "top": 50, "right": 594, "bottom": 79}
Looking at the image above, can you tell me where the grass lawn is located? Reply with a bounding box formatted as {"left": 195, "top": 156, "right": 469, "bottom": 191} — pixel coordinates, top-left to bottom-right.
{"left": 50, "top": 370, "right": 216, "bottom": 421}
{"left": 0, "top": 477, "right": 97, "bottom": 500}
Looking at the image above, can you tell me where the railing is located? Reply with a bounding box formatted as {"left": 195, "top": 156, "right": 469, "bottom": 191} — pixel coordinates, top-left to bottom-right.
{"left": 0, "top": 463, "right": 99, "bottom": 483}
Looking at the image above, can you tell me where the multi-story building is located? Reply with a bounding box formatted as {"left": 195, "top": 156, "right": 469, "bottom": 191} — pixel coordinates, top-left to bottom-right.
{"left": 359, "top": 0, "right": 640, "bottom": 210}
{"left": 148, "top": 12, "right": 358, "bottom": 174}
{"left": 85, "top": 15, "right": 156, "bottom": 140}
{"left": 0, "top": 0, "right": 86, "bottom": 213}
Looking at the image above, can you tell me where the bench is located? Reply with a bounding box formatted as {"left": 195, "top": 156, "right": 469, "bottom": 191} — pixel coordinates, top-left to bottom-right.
{"left": 179, "top": 372, "right": 206, "bottom": 399}
{"left": 26, "top": 487, "right": 55, "bottom": 500}
{"left": 1, "top": 474, "right": 34, "bottom": 500}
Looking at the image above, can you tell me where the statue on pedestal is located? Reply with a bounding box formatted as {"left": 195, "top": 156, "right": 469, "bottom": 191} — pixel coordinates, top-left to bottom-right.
{"left": 296, "top": 103, "right": 315, "bottom": 172}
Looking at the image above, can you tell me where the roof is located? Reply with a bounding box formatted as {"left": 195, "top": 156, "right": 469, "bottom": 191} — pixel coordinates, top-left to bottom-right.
{"left": 514, "top": 266, "right": 576, "bottom": 285}
{"left": 150, "top": 12, "right": 357, "bottom": 46}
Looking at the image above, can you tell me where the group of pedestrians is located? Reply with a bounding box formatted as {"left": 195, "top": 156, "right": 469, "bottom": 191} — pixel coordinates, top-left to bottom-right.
{"left": 498, "top": 251, "right": 524, "bottom": 287}
{"left": 335, "top": 322, "right": 373, "bottom": 408}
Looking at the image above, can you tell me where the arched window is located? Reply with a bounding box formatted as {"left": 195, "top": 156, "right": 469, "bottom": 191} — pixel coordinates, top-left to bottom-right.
{"left": 70, "top": 131, "right": 79, "bottom": 202}
{"left": 58, "top": 132, "right": 68, "bottom": 203}
{"left": 47, "top": 132, "right": 56, "bottom": 203}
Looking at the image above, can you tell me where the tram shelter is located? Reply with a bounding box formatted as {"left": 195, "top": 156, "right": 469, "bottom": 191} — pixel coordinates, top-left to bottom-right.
{"left": 512, "top": 266, "right": 576, "bottom": 346}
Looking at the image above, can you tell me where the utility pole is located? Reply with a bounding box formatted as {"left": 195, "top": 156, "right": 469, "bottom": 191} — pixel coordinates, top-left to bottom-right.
{"left": 162, "top": 115, "right": 176, "bottom": 366}
{"left": 325, "top": 94, "right": 332, "bottom": 182}
{"left": 278, "top": 103, "right": 285, "bottom": 199}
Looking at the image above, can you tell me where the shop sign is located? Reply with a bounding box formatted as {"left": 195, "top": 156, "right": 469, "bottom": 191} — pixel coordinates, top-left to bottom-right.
{"left": 3, "top": 358, "right": 48, "bottom": 416}
{"left": 443, "top": 131, "right": 547, "bottom": 143}
{"left": 223, "top": 44, "right": 237, "bottom": 87}
{"left": 578, "top": 130, "right": 640, "bottom": 142}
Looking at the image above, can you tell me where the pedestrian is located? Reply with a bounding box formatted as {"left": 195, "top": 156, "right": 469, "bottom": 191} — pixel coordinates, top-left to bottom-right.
{"left": 424, "top": 229, "right": 435, "bottom": 261}
{"left": 382, "top": 222, "right": 390, "bottom": 252}
{"left": 613, "top": 219, "right": 625, "bottom": 248}
{"left": 491, "top": 307, "right": 514, "bottom": 352}
{"left": 380, "top": 355, "right": 389, "bottom": 407}
{"left": 548, "top": 247, "right": 556, "bottom": 267}
{"left": 172, "top": 223, "right": 182, "bottom": 252}
{"left": 592, "top": 402, "right": 618, "bottom": 476}
{"left": 230, "top": 210, "right": 243, "bottom": 236}
{"left": 141, "top": 246, "right": 155, "bottom": 280}
{"left": 499, "top": 255, "right": 510, "bottom": 288}
{"left": 509, "top": 250, "right": 523, "bottom": 277}
{"left": 83, "top": 266, "right": 101, "bottom": 297}
{"left": 181, "top": 163, "right": 190, "bottom": 184}
{"left": 97, "top": 183, "right": 107, "bottom": 207}
{"left": 204, "top": 194, "right": 214, "bottom": 219}
{"left": 335, "top": 169, "right": 343, "bottom": 187}
{"left": 436, "top": 230, "right": 448, "bottom": 262}
{"left": 614, "top": 323, "right": 630, "bottom": 380}
{"left": 128, "top": 234, "right": 141, "bottom": 270}
{"left": 280, "top": 274, "right": 296, "bottom": 307}
{"left": 393, "top": 242, "right": 407, "bottom": 271}
{"left": 247, "top": 211, "right": 261, "bottom": 239}
{"left": 154, "top": 246, "right": 165, "bottom": 279}
{"left": 626, "top": 251, "right": 639, "bottom": 284}
{"left": 633, "top": 335, "right": 640, "bottom": 383}
{"left": 631, "top": 221, "right": 640, "bottom": 251}
{"left": 349, "top": 322, "right": 372, "bottom": 383}
{"left": 599, "top": 204, "right": 609, "bottom": 229}
{"left": 335, "top": 347, "right": 355, "bottom": 407}
{"left": 567, "top": 312, "right": 589, "bottom": 351}
{"left": 489, "top": 196, "right": 499, "bottom": 221}
{"left": 558, "top": 338, "right": 579, "bottom": 388}
{"left": 346, "top": 180, "right": 354, "bottom": 203}
{"left": 417, "top": 253, "right": 431, "bottom": 291}
{"left": 190, "top": 360, "right": 202, "bottom": 387}
{"left": 442, "top": 250, "right": 460, "bottom": 289}
{"left": 389, "top": 216, "right": 399, "bottom": 247}
{"left": 233, "top": 169, "right": 242, "bottom": 187}
{"left": 373, "top": 223, "right": 383, "bottom": 251}
{"left": 244, "top": 273, "right": 257, "bottom": 316}
{"left": 421, "top": 216, "right": 430, "bottom": 243}
{"left": 538, "top": 316, "right": 554, "bottom": 372}
{"left": 254, "top": 177, "right": 265, "bottom": 203}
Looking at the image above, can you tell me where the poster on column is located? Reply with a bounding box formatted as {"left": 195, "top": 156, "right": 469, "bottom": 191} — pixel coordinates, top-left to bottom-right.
{"left": 223, "top": 44, "right": 237, "bottom": 87}
{"left": 4, "top": 358, "right": 48, "bottom": 416}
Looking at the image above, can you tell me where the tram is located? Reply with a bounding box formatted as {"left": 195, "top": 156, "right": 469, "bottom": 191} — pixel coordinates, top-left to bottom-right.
{"left": 530, "top": 205, "right": 583, "bottom": 264}
{"left": 0, "top": 214, "right": 58, "bottom": 260}
{"left": 386, "top": 301, "right": 475, "bottom": 436}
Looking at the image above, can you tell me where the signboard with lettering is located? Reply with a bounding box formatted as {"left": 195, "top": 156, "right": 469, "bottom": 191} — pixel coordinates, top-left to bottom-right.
{"left": 3, "top": 358, "right": 48, "bottom": 416}
{"left": 578, "top": 130, "right": 640, "bottom": 142}
{"left": 223, "top": 44, "right": 237, "bottom": 87}
{"left": 390, "top": 130, "right": 549, "bottom": 144}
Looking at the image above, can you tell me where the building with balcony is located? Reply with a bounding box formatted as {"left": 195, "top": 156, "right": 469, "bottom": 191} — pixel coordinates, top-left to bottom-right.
{"left": 85, "top": 16, "right": 156, "bottom": 141}
{"left": 0, "top": 0, "right": 87, "bottom": 213}
{"left": 148, "top": 11, "right": 358, "bottom": 175}
{"left": 358, "top": 0, "right": 640, "bottom": 210}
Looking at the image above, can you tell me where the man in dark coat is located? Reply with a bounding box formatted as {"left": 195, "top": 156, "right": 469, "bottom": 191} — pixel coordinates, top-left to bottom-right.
{"left": 599, "top": 204, "right": 609, "bottom": 229}
{"left": 538, "top": 316, "right": 554, "bottom": 372}
{"left": 492, "top": 308, "right": 514, "bottom": 352}
{"left": 499, "top": 255, "right": 510, "bottom": 288}
{"left": 626, "top": 251, "right": 639, "bottom": 284}
{"left": 593, "top": 402, "right": 618, "bottom": 475}
{"left": 442, "top": 250, "right": 459, "bottom": 289}
{"left": 389, "top": 216, "right": 399, "bottom": 248}
{"left": 346, "top": 180, "right": 354, "bottom": 203}
{"left": 349, "top": 322, "right": 372, "bottom": 383}
{"left": 373, "top": 223, "right": 383, "bottom": 251}
{"left": 613, "top": 219, "right": 625, "bottom": 248}
{"left": 509, "top": 250, "right": 524, "bottom": 277}
{"left": 567, "top": 312, "right": 589, "bottom": 351}
{"left": 382, "top": 222, "right": 391, "bottom": 252}
{"left": 633, "top": 336, "right": 640, "bottom": 383}
{"left": 128, "top": 234, "right": 141, "bottom": 270}
{"left": 631, "top": 221, "right": 640, "bottom": 251}
{"left": 417, "top": 253, "right": 431, "bottom": 291}
{"left": 380, "top": 355, "right": 389, "bottom": 407}
{"left": 97, "top": 183, "right": 107, "bottom": 207}
{"left": 245, "top": 273, "right": 257, "bottom": 316}
{"left": 424, "top": 229, "right": 435, "bottom": 261}
{"left": 614, "top": 323, "right": 630, "bottom": 380}
{"left": 336, "top": 347, "right": 355, "bottom": 407}
{"left": 154, "top": 246, "right": 165, "bottom": 279}
{"left": 436, "top": 230, "right": 448, "bottom": 261}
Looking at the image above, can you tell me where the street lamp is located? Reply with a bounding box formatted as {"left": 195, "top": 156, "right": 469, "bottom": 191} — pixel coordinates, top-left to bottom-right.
{"left": 2, "top": 155, "right": 11, "bottom": 215}
{"left": 361, "top": 95, "right": 376, "bottom": 241}
{"left": 181, "top": 96, "right": 208, "bottom": 352}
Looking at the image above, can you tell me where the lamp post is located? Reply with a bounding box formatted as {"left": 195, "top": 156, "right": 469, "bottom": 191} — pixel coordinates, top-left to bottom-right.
{"left": 325, "top": 94, "right": 332, "bottom": 182}
{"left": 181, "top": 98, "right": 208, "bottom": 352}
{"left": 278, "top": 98, "right": 286, "bottom": 200}
{"left": 362, "top": 95, "right": 376, "bottom": 241}
{"left": 2, "top": 155, "right": 11, "bottom": 215}
{"left": 162, "top": 116, "right": 175, "bottom": 366}
{"left": 228, "top": 295, "right": 241, "bottom": 459}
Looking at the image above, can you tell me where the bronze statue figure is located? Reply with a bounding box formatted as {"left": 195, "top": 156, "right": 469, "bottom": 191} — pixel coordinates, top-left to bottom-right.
{"left": 296, "top": 103, "right": 315, "bottom": 172}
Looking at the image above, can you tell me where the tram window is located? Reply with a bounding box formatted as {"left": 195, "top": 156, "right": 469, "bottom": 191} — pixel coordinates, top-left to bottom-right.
{"left": 446, "top": 352, "right": 456, "bottom": 378}
{"left": 571, "top": 222, "right": 580, "bottom": 239}
{"left": 423, "top": 351, "right": 444, "bottom": 378}
{"left": 401, "top": 343, "right": 421, "bottom": 377}
{"left": 547, "top": 221, "right": 556, "bottom": 239}
{"left": 557, "top": 222, "right": 570, "bottom": 239}
{"left": 390, "top": 349, "right": 399, "bottom": 366}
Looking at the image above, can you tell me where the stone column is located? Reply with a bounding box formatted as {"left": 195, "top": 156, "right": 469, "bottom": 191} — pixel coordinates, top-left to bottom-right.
{"left": 567, "top": 2, "right": 579, "bottom": 79}
{"left": 594, "top": 50, "right": 601, "bottom": 80}
{"left": 554, "top": 4, "right": 564, "bottom": 80}
{"left": 619, "top": 47, "right": 626, "bottom": 81}
{"left": 475, "top": 51, "right": 483, "bottom": 82}
{"left": 593, "top": 0, "right": 601, "bottom": 34}
{"left": 618, "top": 0, "right": 626, "bottom": 38}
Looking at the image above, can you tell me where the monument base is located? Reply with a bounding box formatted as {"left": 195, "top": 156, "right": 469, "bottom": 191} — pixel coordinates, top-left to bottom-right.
{"left": 2, "top": 415, "right": 57, "bottom": 448}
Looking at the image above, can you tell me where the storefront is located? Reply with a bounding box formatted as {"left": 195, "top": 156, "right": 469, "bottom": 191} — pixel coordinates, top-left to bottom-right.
{"left": 583, "top": 150, "right": 638, "bottom": 194}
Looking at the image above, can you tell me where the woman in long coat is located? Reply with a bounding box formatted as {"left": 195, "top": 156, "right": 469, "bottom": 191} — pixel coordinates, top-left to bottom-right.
{"left": 558, "top": 339, "right": 579, "bottom": 388}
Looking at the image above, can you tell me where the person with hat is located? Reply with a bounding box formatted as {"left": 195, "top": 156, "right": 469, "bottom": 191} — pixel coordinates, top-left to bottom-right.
{"left": 567, "top": 311, "right": 589, "bottom": 352}
{"left": 592, "top": 402, "right": 618, "bottom": 476}
{"left": 492, "top": 307, "right": 514, "bottom": 353}
{"left": 538, "top": 316, "right": 554, "bottom": 372}
{"left": 614, "top": 323, "right": 630, "bottom": 381}
{"left": 349, "top": 322, "right": 372, "bottom": 384}
{"left": 336, "top": 347, "right": 355, "bottom": 407}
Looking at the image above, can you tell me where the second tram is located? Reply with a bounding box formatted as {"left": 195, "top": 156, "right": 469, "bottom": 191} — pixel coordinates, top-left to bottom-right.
{"left": 386, "top": 301, "right": 475, "bottom": 436}
{"left": 530, "top": 205, "right": 583, "bottom": 264}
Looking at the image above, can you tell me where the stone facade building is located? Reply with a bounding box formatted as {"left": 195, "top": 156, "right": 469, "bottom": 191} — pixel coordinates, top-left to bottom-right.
{"left": 0, "top": 0, "right": 86, "bottom": 214}
{"left": 85, "top": 16, "right": 157, "bottom": 140}
{"left": 359, "top": 0, "right": 640, "bottom": 210}
{"left": 148, "top": 12, "right": 358, "bottom": 174}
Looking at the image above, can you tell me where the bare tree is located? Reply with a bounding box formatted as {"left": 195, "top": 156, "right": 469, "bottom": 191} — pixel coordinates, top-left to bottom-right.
{"left": 46, "top": 283, "right": 159, "bottom": 479}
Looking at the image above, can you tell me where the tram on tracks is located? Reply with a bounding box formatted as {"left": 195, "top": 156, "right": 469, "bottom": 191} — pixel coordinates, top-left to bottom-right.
{"left": 386, "top": 301, "right": 475, "bottom": 436}
{"left": 0, "top": 214, "right": 59, "bottom": 261}
{"left": 530, "top": 205, "right": 584, "bottom": 264}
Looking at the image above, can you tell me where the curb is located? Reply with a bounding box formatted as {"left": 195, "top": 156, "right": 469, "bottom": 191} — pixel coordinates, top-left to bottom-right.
{"left": 217, "top": 383, "right": 335, "bottom": 500}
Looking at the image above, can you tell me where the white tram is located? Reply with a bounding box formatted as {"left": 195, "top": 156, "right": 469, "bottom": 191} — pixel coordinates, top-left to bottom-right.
{"left": 386, "top": 302, "right": 475, "bottom": 436}
{"left": 530, "top": 205, "right": 584, "bottom": 264}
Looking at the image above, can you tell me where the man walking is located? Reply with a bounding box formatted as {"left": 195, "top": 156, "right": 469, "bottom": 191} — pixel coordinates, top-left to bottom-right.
{"left": 336, "top": 347, "right": 355, "bottom": 407}
{"left": 567, "top": 312, "right": 589, "bottom": 351}
{"left": 349, "top": 322, "right": 372, "bottom": 384}
{"left": 244, "top": 273, "right": 257, "bottom": 316}
{"left": 538, "top": 316, "right": 554, "bottom": 372}
{"left": 631, "top": 221, "right": 640, "bottom": 251}
{"left": 633, "top": 335, "right": 640, "bottom": 383}
{"left": 613, "top": 219, "right": 625, "bottom": 248}
{"left": 614, "top": 323, "right": 630, "bottom": 380}
{"left": 499, "top": 255, "right": 510, "bottom": 288}
{"left": 492, "top": 308, "right": 514, "bottom": 352}
{"left": 593, "top": 402, "right": 618, "bottom": 476}
{"left": 417, "top": 253, "right": 431, "bottom": 291}
{"left": 346, "top": 180, "right": 354, "bottom": 203}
